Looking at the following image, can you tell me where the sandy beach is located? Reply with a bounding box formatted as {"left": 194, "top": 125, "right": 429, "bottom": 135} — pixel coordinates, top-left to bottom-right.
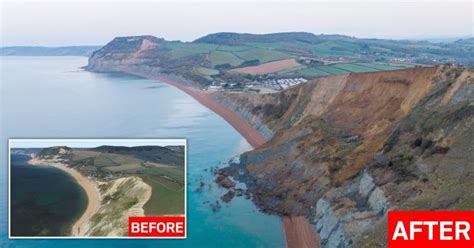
{"left": 28, "top": 158, "right": 101, "bottom": 236}
{"left": 122, "top": 70, "right": 265, "bottom": 148}
{"left": 123, "top": 70, "right": 320, "bottom": 248}
{"left": 283, "top": 216, "right": 320, "bottom": 248}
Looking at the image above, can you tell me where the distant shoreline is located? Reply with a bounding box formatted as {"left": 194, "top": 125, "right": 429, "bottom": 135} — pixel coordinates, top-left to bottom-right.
{"left": 120, "top": 70, "right": 266, "bottom": 148}
{"left": 28, "top": 158, "right": 101, "bottom": 237}
{"left": 118, "top": 69, "right": 320, "bottom": 248}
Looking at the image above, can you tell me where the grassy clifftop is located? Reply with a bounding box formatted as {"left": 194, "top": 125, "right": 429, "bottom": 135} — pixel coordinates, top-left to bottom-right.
{"left": 86, "top": 33, "right": 473, "bottom": 88}
{"left": 35, "top": 145, "right": 185, "bottom": 220}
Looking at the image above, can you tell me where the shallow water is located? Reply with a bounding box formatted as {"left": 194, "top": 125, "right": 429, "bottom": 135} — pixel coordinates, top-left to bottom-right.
{"left": 10, "top": 154, "right": 88, "bottom": 236}
{"left": 0, "top": 56, "right": 284, "bottom": 247}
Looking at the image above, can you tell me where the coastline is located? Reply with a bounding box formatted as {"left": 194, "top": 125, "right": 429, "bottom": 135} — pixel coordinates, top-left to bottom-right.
{"left": 120, "top": 70, "right": 320, "bottom": 248}
{"left": 122, "top": 70, "right": 266, "bottom": 148}
{"left": 28, "top": 158, "right": 101, "bottom": 236}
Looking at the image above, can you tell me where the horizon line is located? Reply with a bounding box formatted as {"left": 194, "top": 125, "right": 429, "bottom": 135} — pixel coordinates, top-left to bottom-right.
{"left": 1, "top": 32, "right": 472, "bottom": 48}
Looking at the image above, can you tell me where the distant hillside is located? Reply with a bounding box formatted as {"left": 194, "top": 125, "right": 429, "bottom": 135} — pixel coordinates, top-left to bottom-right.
{"left": 86, "top": 32, "right": 473, "bottom": 90}
{"left": 194, "top": 32, "right": 473, "bottom": 65}
{"left": 193, "top": 32, "right": 352, "bottom": 45}
{"left": 90, "top": 145, "right": 184, "bottom": 166}
{"left": 35, "top": 145, "right": 185, "bottom": 178}
{"left": 455, "top": 37, "right": 474, "bottom": 45}
{"left": 0, "top": 46, "right": 101, "bottom": 56}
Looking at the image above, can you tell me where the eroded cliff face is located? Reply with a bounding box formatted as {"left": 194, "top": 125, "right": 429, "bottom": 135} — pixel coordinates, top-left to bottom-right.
{"left": 86, "top": 36, "right": 163, "bottom": 72}
{"left": 222, "top": 66, "right": 474, "bottom": 247}
{"left": 85, "top": 176, "right": 152, "bottom": 237}
{"left": 86, "top": 36, "right": 208, "bottom": 87}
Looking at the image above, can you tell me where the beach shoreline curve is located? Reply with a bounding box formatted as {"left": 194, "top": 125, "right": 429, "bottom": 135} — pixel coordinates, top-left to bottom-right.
{"left": 27, "top": 158, "right": 101, "bottom": 236}
{"left": 117, "top": 70, "right": 320, "bottom": 248}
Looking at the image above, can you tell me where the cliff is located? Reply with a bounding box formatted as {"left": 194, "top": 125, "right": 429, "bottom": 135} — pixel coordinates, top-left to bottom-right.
{"left": 32, "top": 145, "right": 182, "bottom": 237}
{"left": 86, "top": 36, "right": 164, "bottom": 73}
{"left": 86, "top": 35, "right": 474, "bottom": 246}
{"left": 220, "top": 65, "right": 474, "bottom": 247}
{"left": 86, "top": 176, "right": 152, "bottom": 236}
{"left": 86, "top": 34, "right": 474, "bottom": 90}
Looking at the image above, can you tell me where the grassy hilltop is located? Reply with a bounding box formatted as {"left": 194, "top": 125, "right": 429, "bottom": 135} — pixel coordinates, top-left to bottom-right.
{"left": 87, "top": 32, "right": 473, "bottom": 90}
{"left": 36, "top": 145, "right": 185, "bottom": 217}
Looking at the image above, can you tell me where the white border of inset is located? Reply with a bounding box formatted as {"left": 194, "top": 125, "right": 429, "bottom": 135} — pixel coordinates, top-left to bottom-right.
{"left": 8, "top": 138, "right": 187, "bottom": 239}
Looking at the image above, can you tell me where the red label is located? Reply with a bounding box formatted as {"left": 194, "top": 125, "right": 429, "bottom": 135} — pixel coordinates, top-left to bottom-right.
{"left": 128, "top": 216, "right": 186, "bottom": 237}
{"left": 388, "top": 211, "right": 474, "bottom": 248}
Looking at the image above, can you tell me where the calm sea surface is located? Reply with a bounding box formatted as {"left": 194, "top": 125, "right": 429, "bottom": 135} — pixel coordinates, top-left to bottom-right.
{"left": 10, "top": 154, "right": 88, "bottom": 236}
{"left": 0, "top": 56, "right": 284, "bottom": 247}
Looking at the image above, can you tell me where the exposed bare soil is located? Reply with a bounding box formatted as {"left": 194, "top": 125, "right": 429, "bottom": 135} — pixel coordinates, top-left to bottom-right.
{"left": 230, "top": 58, "right": 301, "bottom": 75}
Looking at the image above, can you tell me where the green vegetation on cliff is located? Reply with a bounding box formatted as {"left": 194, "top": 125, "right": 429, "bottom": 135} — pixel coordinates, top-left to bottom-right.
{"left": 36, "top": 145, "right": 185, "bottom": 219}
{"left": 86, "top": 32, "right": 474, "bottom": 89}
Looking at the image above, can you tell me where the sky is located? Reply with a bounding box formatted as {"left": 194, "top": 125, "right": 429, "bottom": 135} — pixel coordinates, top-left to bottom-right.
{"left": 1, "top": 1, "right": 473, "bottom": 46}
{"left": 10, "top": 139, "right": 186, "bottom": 148}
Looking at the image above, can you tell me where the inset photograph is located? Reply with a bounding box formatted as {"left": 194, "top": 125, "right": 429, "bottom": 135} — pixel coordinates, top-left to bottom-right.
{"left": 9, "top": 139, "right": 186, "bottom": 238}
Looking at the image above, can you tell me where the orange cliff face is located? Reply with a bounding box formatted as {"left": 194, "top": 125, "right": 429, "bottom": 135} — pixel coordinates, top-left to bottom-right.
{"left": 322, "top": 66, "right": 439, "bottom": 184}
{"left": 220, "top": 65, "right": 474, "bottom": 247}
{"left": 86, "top": 36, "right": 164, "bottom": 73}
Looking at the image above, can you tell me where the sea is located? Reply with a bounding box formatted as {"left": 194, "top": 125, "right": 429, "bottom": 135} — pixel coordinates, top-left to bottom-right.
{"left": 0, "top": 56, "right": 284, "bottom": 247}
{"left": 10, "top": 154, "right": 88, "bottom": 237}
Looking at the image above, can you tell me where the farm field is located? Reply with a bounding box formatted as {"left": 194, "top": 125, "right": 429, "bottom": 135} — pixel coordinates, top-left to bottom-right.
{"left": 280, "top": 62, "right": 413, "bottom": 77}
{"left": 66, "top": 147, "right": 185, "bottom": 216}
{"left": 230, "top": 58, "right": 301, "bottom": 74}
{"left": 140, "top": 174, "right": 185, "bottom": 215}
{"left": 86, "top": 32, "right": 463, "bottom": 90}
{"left": 193, "top": 66, "right": 219, "bottom": 80}
{"left": 232, "top": 48, "right": 291, "bottom": 63}
{"left": 208, "top": 51, "right": 244, "bottom": 67}
{"left": 161, "top": 41, "right": 295, "bottom": 69}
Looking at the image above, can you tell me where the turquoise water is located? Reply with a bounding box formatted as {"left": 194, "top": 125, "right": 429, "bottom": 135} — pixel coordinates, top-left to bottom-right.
{"left": 0, "top": 57, "right": 284, "bottom": 247}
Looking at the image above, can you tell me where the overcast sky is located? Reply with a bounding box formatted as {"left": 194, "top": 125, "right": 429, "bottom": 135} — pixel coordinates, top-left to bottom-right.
{"left": 1, "top": 1, "right": 473, "bottom": 46}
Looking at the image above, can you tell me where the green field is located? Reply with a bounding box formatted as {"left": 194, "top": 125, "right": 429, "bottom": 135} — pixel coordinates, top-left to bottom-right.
{"left": 216, "top": 45, "right": 250, "bottom": 52}
{"left": 65, "top": 146, "right": 185, "bottom": 218}
{"left": 331, "top": 63, "right": 380, "bottom": 72}
{"left": 162, "top": 41, "right": 294, "bottom": 67}
{"left": 316, "top": 65, "right": 350, "bottom": 74}
{"left": 232, "top": 48, "right": 291, "bottom": 63}
{"left": 163, "top": 42, "right": 218, "bottom": 59}
{"left": 140, "top": 174, "right": 185, "bottom": 215}
{"left": 153, "top": 38, "right": 416, "bottom": 80}
{"left": 355, "top": 62, "right": 410, "bottom": 71}
{"left": 209, "top": 51, "right": 244, "bottom": 67}
{"left": 311, "top": 41, "right": 362, "bottom": 57}
{"left": 193, "top": 66, "right": 220, "bottom": 80}
{"left": 280, "top": 62, "right": 411, "bottom": 78}
{"left": 281, "top": 66, "right": 329, "bottom": 77}
{"left": 137, "top": 166, "right": 184, "bottom": 182}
